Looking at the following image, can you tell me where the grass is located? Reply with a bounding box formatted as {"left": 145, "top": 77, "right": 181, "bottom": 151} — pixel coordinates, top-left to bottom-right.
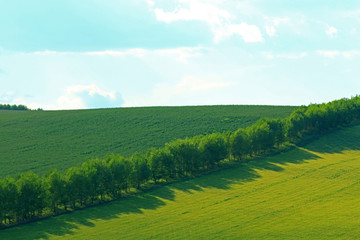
{"left": 2, "top": 123, "right": 360, "bottom": 239}
{"left": 0, "top": 105, "right": 295, "bottom": 177}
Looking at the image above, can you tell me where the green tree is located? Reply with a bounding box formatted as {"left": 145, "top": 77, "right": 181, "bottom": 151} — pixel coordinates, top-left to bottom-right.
{"left": 130, "top": 153, "right": 151, "bottom": 189}
{"left": 230, "top": 128, "right": 250, "bottom": 160}
{"left": 147, "top": 148, "right": 175, "bottom": 182}
{"left": 65, "top": 167, "right": 88, "bottom": 208}
{"left": 0, "top": 177, "right": 18, "bottom": 224}
{"left": 247, "top": 120, "right": 273, "bottom": 155}
{"left": 16, "top": 172, "right": 46, "bottom": 221}
{"left": 45, "top": 169, "right": 66, "bottom": 213}
{"left": 107, "top": 154, "right": 128, "bottom": 197}
{"left": 167, "top": 138, "right": 201, "bottom": 176}
{"left": 199, "top": 133, "right": 228, "bottom": 168}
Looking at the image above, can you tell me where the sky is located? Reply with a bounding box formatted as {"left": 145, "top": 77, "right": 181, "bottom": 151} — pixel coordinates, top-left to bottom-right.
{"left": 1, "top": 0, "right": 360, "bottom": 110}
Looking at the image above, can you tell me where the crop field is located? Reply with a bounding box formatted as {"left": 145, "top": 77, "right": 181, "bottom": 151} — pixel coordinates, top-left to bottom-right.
{"left": 2, "top": 123, "right": 360, "bottom": 239}
{"left": 0, "top": 105, "right": 296, "bottom": 177}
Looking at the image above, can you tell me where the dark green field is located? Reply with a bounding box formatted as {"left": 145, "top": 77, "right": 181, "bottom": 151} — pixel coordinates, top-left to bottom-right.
{"left": 0, "top": 105, "right": 296, "bottom": 177}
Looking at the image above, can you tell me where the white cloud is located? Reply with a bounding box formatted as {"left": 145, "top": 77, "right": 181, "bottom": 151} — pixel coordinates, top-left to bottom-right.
{"left": 264, "top": 17, "right": 289, "bottom": 37}
{"left": 0, "top": 92, "right": 57, "bottom": 110}
{"left": 153, "top": 1, "right": 231, "bottom": 25}
{"left": 169, "top": 75, "right": 236, "bottom": 93}
{"left": 317, "top": 50, "right": 360, "bottom": 58}
{"left": 214, "top": 23, "right": 263, "bottom": 43}
{"left": 265, "top": 52, "right": 307, "bottom": 59}
{"left": 30, "top": 50, "right": 70, "bottom": 56}
{"left": 265, "top": 25, "right": 275, "bottom": 37}
{"left": 57, "top": 84, "right": 122, "bottom": 110}
{"left": 150, "top": 0, "right": 263, "bottom": 43}
{"left": 146, "top": 0, "right": 155, "bottom": 7}
{"left": 25, "top": 47, "right": 204, "bottom": 63}
{"left": 155, "top": 47, "right": 204, "bottom": 62}
{"left": 85, "top": 49, "right": 147, "bottom": 57}
{"left": 123, "top": 75, "right": 237, "bottom": 107}
{"left": 326, "top": 26, "right": 338, "bottom": 38}
{"left": 0, "top": 91, "right": 15, "bottom": 102}
{"left": 86, "top": 47, "right": 204, "bottom": 63}
{"left": 12, "top": 98, "right": 56, "bottom": 110}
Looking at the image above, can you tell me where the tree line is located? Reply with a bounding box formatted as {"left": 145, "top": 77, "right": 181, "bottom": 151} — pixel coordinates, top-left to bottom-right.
{"left": 0, "top": 104, "right": 29, "bottom": 111}
{"left": 2, "top": 96, "right": 360, "bottom": 227}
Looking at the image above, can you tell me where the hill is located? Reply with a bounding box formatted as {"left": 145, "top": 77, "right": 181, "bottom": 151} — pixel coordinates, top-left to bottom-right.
{"left": 0, "top": 105, "right": 295, "bottom": 177}
{"left": 2, "top": 122, "right": 360, "bottom": 239}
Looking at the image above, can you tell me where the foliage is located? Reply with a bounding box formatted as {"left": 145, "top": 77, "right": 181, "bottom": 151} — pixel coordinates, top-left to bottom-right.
{"left": 0, "top": 104, "right": 29, "bottom": 111}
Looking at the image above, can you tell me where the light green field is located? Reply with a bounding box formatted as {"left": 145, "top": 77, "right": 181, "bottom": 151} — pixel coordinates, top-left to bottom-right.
{"left": 2, "top": 125, "right": 360, "bottom": 239}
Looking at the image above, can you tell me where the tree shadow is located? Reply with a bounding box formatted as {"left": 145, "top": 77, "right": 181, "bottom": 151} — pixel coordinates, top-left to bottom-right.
{"left": 0, "top": 146, "right": 322, "bottom": 240}
{"left": 168, "top": 147, "right": 320, "bottom": 193}
{"left": 302, "top": 125, "right": 360, "bottom": 154}
{"left": 3, "top": 194, "right": 166, "bottom": 240}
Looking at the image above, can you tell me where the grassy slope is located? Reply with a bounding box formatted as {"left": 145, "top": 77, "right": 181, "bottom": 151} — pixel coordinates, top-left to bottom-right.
{"left": 0, "top": 105, "right": 295, "bottom": 177}
{"left": 2, "top": 124, "right": 360, "bottom": 239}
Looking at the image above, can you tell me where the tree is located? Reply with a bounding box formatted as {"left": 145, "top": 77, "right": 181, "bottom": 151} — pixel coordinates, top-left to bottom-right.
{"left": 259, "top": 118, "right": 285, "bottom": 148}
{"left": 230, "top": 128, "right": 250, "bottom": 160}
{"left": 0, "top": 103, "right": 29, "bottom": 111}
{"left": 107, "top": 154, "right": 127, "bottom": 197}
{"left": 45, "top": 169, "right": 66, "bottom": 213}
{"left": 0, "top": 180, "right": 4, "bottom": 224}
{"left": 82, "top": 159, "right": 113, "bottom": 201}
{"left": 147, "top": 148, "right": 163, "bottom": 183}
{"left": 65, "top": 167, "right": 88, "bottom": 208}
{"left": 285, "top": 106, "right": 307, "bottom": 140}
{"left": 147, "top": 148, "right": 175, "bottom": 182}
{"left": 16, "top": 172, "right": 46, "bottom": 221}
{"left": 167, "top": 138, "right": 201, "bottom": 176}
{"left": 199, "top": 133, "right": 228, "bottom": 168}
{"left": 130, "top": 153, "right": 151, "bottom": 189}
{"left": 1, "top": 177, "right": 18, "bottom": 224}
{"left": 247, "top": 120, "right": 273, "bottom": 155}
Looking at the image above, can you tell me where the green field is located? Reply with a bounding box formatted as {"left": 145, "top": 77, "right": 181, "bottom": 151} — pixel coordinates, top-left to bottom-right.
{"left": 0, "top": 105, "right": 296, "bottom": 177}
{"left": 2, "top": 123, "right": 360, "bottom": 239}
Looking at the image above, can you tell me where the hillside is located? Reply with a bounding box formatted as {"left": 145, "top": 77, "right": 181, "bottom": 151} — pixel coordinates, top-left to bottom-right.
{"left": 2, "top": 123, "right": 360, "bottom": 239}
{"left": 0, "top": 105, "right": 295, "bottom": 177}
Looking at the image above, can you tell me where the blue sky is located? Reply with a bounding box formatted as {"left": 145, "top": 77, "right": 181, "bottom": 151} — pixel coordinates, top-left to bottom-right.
{"left": 1, "top": 0, "right": 360, "bottom": 109}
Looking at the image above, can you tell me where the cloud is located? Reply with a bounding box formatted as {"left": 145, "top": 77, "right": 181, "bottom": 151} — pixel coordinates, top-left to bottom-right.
{"left": 86, "top": 47, "right": 204, "bottom": 63}
{"left": 264, "top": 17, "right": 289, "bottom": 37}
{"left": 1, "top": 86, "right": 123, "bottom": 110}
{"left": 57, "top": 84, "right": 123, "bottom": 110}
{"left": 0, "top": 91, "right": 15, "bottom": 102}
{"left": 168, "top": 75, "right": 236, "bottom": 93}
{"left": 317, "top": 50, "right": 360, "bottom": 58}
{"left": 24, "top": 47, "right": 205, "bottom": 63}
{"left": 264, "top": 52, "right": 307, "bottom": 59}
{"left": 146, "top": 0, "right": 155, "bottom": 7}
{"left": 265, "top": 25, "right": 275, "bottom": 37}
{"left": 214, "top": 23, "right": 263, "bottom": 43}
{"left": 153, "top": 1, "right": 231, "bottom": 25}
{"left": 150, "top": 0, "right": 263, "bottom": 43}
{"left": 326, "top": 26, "right": 338, "bottom": 38}
{"left": 123, "top": 75, "right": 237, "bottom": 107}
{"left": 30, "top": 50, "right": 71, "bottom": 56}
{"left": 0, "top": 92, "right": 55, "bottom": 110}
{"left": 85, "top": 49, "right": 147, "bottom": 57}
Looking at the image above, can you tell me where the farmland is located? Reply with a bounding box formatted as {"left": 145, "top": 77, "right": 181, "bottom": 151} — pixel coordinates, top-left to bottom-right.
{"left": 2, "top": 122, "right": 360, "bottom": 239}
{"left": 0, "top": 105, "right": 296, "bottom": 177}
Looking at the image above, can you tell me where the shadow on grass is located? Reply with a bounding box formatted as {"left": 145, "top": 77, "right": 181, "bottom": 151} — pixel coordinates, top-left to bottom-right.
{"left": 0, "top": 145, "right": 324, "bottom": 240}
{"left": 301, "top": 125, "right": 360, "bottom": 154}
